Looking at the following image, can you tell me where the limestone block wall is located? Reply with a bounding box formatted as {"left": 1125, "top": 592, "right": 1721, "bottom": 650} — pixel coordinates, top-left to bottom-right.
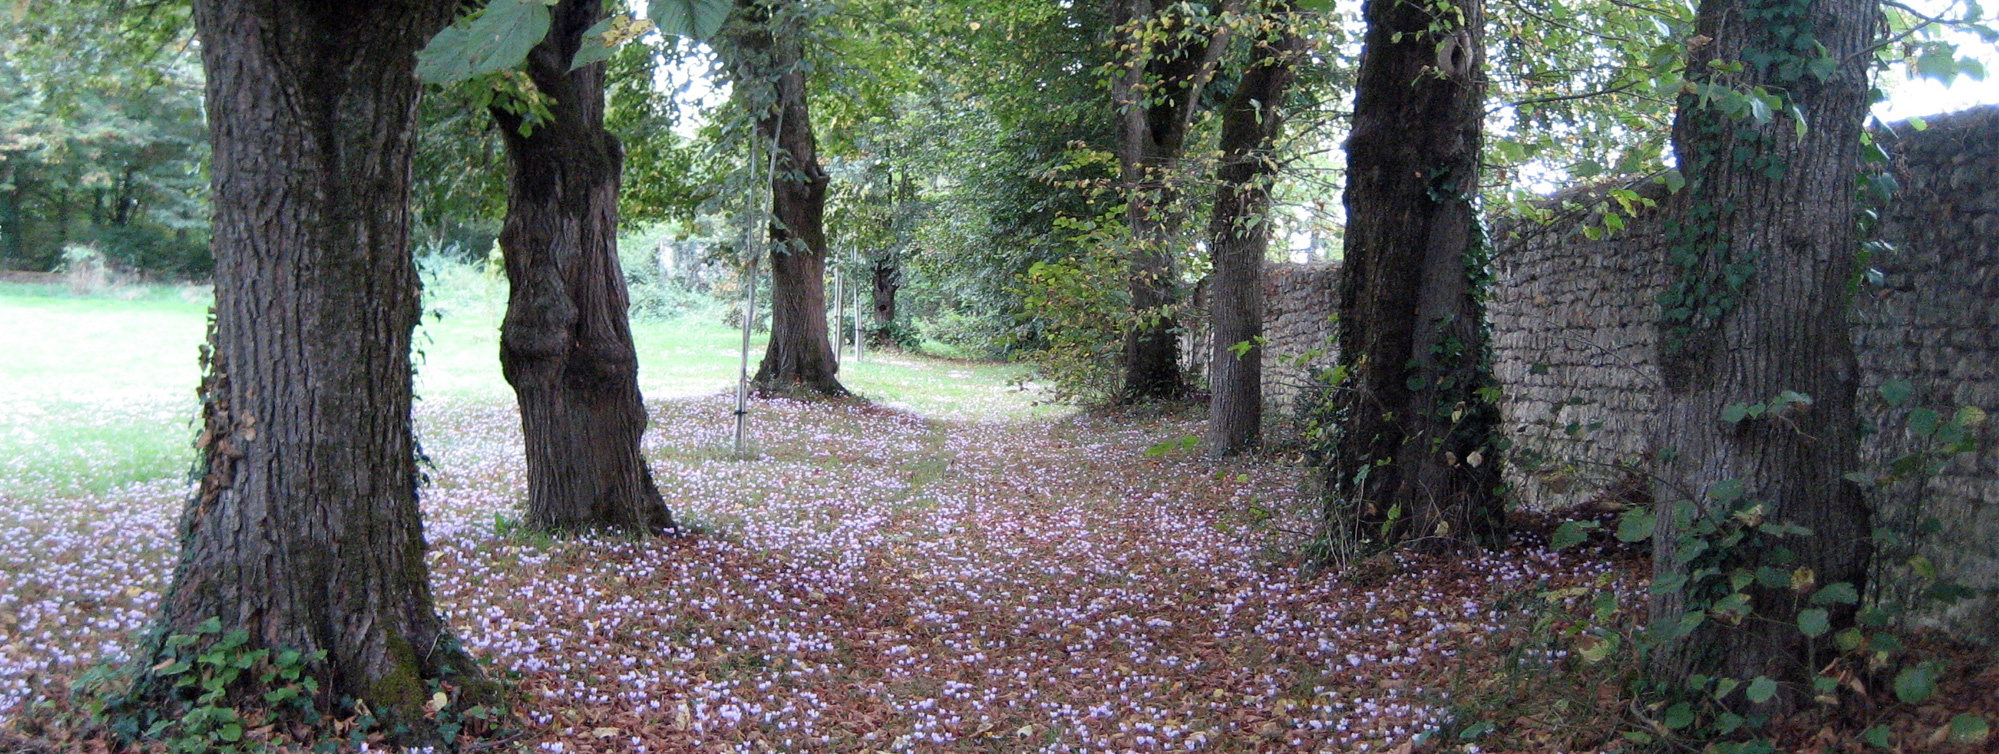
{"left": 1262, "top": 263, "right": 1341, "bottom": 425}
{"left": 1180, "top": 263, "right": 1341, "bottom": 438}
{"left": 1484, "top": 105, "right": 1999, "bottom": 640}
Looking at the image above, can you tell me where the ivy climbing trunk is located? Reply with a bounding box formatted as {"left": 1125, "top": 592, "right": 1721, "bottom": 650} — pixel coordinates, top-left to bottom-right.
{"left": 141, "top": 0, "right": 488, "bottom": 741}
{"left": 1317, "top": 0, "right": 1502, "bottom": 559}
{"left": 492, "top": 0, "right": 675, "bottom": 534}
{"left": 1646, "top": 0, "right": 1876, "bottom": 708}
{"left": 722, "top": 0, "right": 845, "bottom": 397}
{"left": 1205, "top": 12, "right": 1302, "bottom": 457}
{"left": 1110, "top": 0, "right": 1230, "bottom": 403}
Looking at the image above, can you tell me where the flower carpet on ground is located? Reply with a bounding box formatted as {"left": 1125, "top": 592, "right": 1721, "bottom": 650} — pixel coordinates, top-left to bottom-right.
{"left": 0, "top": 394, "right": 1634, "bottom": 753}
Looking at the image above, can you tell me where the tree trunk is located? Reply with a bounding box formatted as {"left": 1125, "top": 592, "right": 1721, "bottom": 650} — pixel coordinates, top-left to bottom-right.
{"left": 1111, "top": 0, "right": 1226, "bottom": 403}
{"left": 140, "top": 0, "right": 487, "bottom": 741}
{"left": 725, "top": 0, "right": 845, "bottom": 397}
{"left": 1647, "top": 0, "right": 1875, "bottom": 707}
{"left": 1205, "top": 14, "right": 1302, "bottom": 457}
{"left": 492, "top": 0, "right": 675, "bottom": 535}
{"left": 1318, "top": 0, "right": 1502, "bottom": 559}
{"left": 870, "top": 256, "right": 898, "bottom": 343}
{"left": 0, "top": 161, "right": 20, "bottom": 267}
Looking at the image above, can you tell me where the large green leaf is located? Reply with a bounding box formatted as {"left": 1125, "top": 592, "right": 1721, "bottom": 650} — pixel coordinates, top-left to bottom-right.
{"left": 651, "top": 0, "right": 731, "bottom": 41}
{"left": 1893, "top": 664, "right": 1937, "bottom": 703}
{"left": 417, "top": 0, "right": 554, "bottom": 85}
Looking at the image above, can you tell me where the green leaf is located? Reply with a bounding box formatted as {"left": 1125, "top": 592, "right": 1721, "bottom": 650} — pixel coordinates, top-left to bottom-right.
{"left": 1797, "top": 608, "right": 1830, "bottom": 637}
{"left": 1863, "top": 724, "right": 1892, "bottom": 748}
{"left": 1722, "top": 403, "right": 1750, "bottom": 423}
{"left": 1909, "top": 407, "right": 1941, "bottom": 437}
{"left": 1458, "top": 721, "right": 1495, "bottom": 740}
{"left": 1949, "top": 713, "right": 1990, "bottom": 744}
{"left": 1834, "top": 627, "right": 1864, "bottom": 651}
{"left": 1909, "top": 115, "right": 1929, "bottom": 132}
{"left": 651, "top": 0, "right": 731, "bottom": 41}
{"left": 1747, "top": 94, "right": 1772, "bottom": 123}
{"left": 1663, "top": 702, "right": 1695, "bottom": 729}
{"left": 1551, "top": 520, "right": 1593, "bottom": 549}
{"left": 195, "top": 617, "right": 223, "bottom": 635}
{"left": 417, "top": 0, "right": 554, "bottom": 85}
{"left": 1878, "top": 379, "right": 1915, "bottom": 407}
{"left": 1893, "top": 664, "right": 1937, "bottom": 703}
{"left": 1713, "top": 677, "right": 1740, "bottom": 699}
{"left": 568, "top": 16, "right": 620, "bottom": 71}
{"left": 1660, "top": 169, "right": 1687, "bottom": 193}
{"left": 1746, "top": 675, "right": 1778, "bottom": 704}
{"left": 1811, "top": 582, "right": 1860, "bottom": 605}
{"left": 1615, "top": 508, "right": 1655, "bottom": 542}
{"left": 1917, "top": 49, "right": 1961, "bottom": 81}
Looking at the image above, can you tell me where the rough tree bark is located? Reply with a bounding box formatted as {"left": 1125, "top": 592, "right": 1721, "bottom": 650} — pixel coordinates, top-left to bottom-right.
{"left": 492, "top": 0, "right": 675, "bottom": 534}
{"left": 1318, "top": 0, "right": 1502, "bottom": 557}
{"left": 870, "top": 256, "right": 898, "bottom": 342}
{"left": 139, "top": 0, "right": 488, "bottom": 740}
{"left": 1110, "top": 0, "right": 1231, "bottom": 402}
{"left": 723, "top": 0, "right": 845, "bottom": 397}
{"left": 1647, "top": 0, "right": 1875, "bottom": 706}
{"left": 1204, "top": 11, "right": 1302, "bottom": 457}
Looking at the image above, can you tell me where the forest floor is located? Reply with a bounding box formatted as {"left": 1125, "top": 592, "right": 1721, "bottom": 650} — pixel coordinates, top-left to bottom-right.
{"left": 2, "top": 386, "right": 1646, "bottom": 754}
{"left": 1, "top": 283, "right": 1993, "bottom": 753}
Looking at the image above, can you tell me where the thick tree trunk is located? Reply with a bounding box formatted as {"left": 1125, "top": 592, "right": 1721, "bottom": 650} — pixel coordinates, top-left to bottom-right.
{"left": 1318, "top": 0, "right": 1502, "bottom": 558}
{"left": 1205, "top": 17, "right": 1302, "bottom": 457}
{"left": 493, "top": 0, "right": 675, "bottom": 535}
{"left": 1111, "top": 0, "right": 1225, "bottom": 403}
{"left": 142, "top": 0, "right": 486, "bottom": 741}
{"left": 870, "top": 256, "right": 898, "bottom": 341}
{"left": 1647, "top": 0, "right": 1875, "bottom": 706}
{"left": 725, "top": 0, "right": 845, "bottom": 397}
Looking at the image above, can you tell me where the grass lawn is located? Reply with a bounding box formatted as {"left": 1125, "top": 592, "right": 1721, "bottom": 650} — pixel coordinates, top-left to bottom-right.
{"left": 0, "top": 280, "right": 1048, "bottom": 498}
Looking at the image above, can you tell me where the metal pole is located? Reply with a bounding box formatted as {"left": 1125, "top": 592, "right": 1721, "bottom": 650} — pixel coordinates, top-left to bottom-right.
{"left": 830, "top": 264, "right": 842, "bottom": 368}
{"left": 733, "top": 258, "right": 757, "bottom": 455}
{"left": 733, "top": 105, "right": 787, "bottom": 457}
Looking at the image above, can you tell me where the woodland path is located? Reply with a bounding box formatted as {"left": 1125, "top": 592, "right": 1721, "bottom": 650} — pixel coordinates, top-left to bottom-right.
{"left": 0, "top": 392, "right": 1628, "bottom": 753}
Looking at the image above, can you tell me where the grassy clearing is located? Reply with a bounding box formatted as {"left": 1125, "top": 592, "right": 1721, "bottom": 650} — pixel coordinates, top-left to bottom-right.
{"left": 0, "top": 278, "right": 1047, "bottom": 498}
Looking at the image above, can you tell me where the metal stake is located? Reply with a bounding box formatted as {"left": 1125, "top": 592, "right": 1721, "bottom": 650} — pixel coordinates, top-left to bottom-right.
{"left": 733, "top": 104, "right": 786, "bottom": 458}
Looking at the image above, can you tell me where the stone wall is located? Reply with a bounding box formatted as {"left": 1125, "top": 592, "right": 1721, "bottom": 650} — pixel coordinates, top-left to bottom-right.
{"left": 1484, "top": 105, "right": 1999, "bottom": 640}
{"left": 1262, "top": 263, "right": 1341, "bottom": 426}
{"left": 1182, "top": 263, "right": 1341, "bottom": 440}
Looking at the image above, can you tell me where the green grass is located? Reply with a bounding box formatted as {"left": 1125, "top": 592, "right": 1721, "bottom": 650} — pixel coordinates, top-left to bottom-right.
{"left": 0, "top": 278, "right": 1050, "bottom": 499}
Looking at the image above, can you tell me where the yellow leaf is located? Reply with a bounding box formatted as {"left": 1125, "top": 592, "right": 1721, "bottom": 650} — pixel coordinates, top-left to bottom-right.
{"left": 426, "top": 691, "right": 448, "bottom": 713}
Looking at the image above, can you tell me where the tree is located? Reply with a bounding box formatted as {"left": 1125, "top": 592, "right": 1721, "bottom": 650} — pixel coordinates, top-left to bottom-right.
{"left": 1316, "top": 0, "right": 1503, "bottom": 559}
{"left": 719, "top": 0, "right": 847, "bottom": 396}
{"left": 489, "top": 0, "right": 678, "bottom": 534}
{"left": 1645, "top": 0, "right": 1877, "bottom": 706}
{"left": 129, "top": 0, "right": 489, "bottom": 740}
{"left": 1110, "top": 0, "right": 1232, "bottom": 402}
{"left": 1204, "top": 4, "right": 1303, "bottom": 456}
{"left": 0, "top": 4, "right": 211, "bottom": 276}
